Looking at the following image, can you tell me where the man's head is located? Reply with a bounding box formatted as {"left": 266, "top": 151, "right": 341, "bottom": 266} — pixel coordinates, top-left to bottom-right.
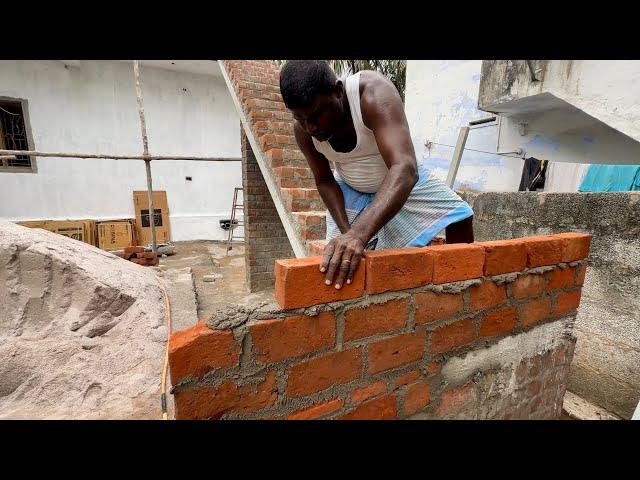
{"left": 280, "top": 60, "right": 346, "bottom": 142}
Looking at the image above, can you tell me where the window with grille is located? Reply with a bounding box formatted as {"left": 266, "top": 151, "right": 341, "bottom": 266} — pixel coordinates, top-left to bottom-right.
{"left": 0, "top": 99, "right": 35, "bottom": 172}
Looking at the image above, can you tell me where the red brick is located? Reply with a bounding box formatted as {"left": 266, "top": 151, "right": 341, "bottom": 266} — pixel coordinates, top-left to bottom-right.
{"left": 404, "top": 380, "right": 431, "bottom": 415}
{"left": 511, "top": 274, "right": 545, "bottom": 299}
{"left": 480, "top": 239, "right": 527, "bottom": 275}
{"left": 341, "top": 394, "right": 397, "bottom": 420}
{"left": 414, "top": 291, "right": 464, "bottom": 325}
{"left": 545, "top": 266, "right": 576, "bottom": 291}
{"left": 394, "top": 370, "right": 421, "bottom": 388}
{"left": 554, "top": 290, "right": 582, "bottom": 316}
{"left": 541, "top": 350, "right": 554, "bottom": 370}
{"left": 437, "top": 383, "right": 474, "bottom": 417}
{"left": 350, "top": 381, "right": 387, "bottom": 403}
{"left": 364, "top": 248, "right": 434, "bottom": 294}
{"left": 427, "top": 361, "right": 440, "bottom": 374}
{"left": 168, "top": 321, "right": 240, "bottom": 385}
{"left": 480, "top": 307, "right": 517, "bottom": 337}
{"left": 523, "top": 236, "right": 563, "bottom": 267}
{"left": 527, "top": 380, "right": 542, "bottom": 396}
{"left": 555, "top": 232, "right": 592, "bottom": 262}
{"left": 308, "top": 240, "right": 327, "bottom": 256}
{"left": 344, "top": 298, "right": 408, "bottom": 341}
{"left": 174, "top": 371, "right": 277, "bottom": 420}
{"left": 287, "top": 348, "right": 362, "bottom": 397}
{"left": 431, "top": 317, "right": 476, "bottom": 354}
{"left": 287, "top": 398, "right": 344, "bottom": 420}
{"left": 428, "top": 244, "right": 485, "bottom": 284}
{"left": 124, "top": 246, "right": 144, "bottom": 254}
{"left": 576, "top": 263, "right": 587, "bottom": 286}
{"left": 250, "top": 312, "right": 336, "bottom": 363}
{"left": 470, "top": 280, "right": 507, "bottom": 312}
{"left": 274, "top": 256, "right": 365, "bottom": 309}
{"left": 554, "top": 345, "right": 567, "bottom": 367}
{"left": 518, "top": 297, "right": 552, "bottom": 327}
{"left": 367, "top": 331, "right": 426, "bottom": 374}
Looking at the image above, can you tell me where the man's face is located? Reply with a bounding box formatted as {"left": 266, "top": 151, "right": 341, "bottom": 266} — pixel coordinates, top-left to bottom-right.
{"left": 290, "top": 89, "right": 343, "bottom": 142}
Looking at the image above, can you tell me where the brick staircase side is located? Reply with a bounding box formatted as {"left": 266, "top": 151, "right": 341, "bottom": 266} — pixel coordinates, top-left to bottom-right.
{"left": 219, "top": 60, "right": 327, "bottom": 257}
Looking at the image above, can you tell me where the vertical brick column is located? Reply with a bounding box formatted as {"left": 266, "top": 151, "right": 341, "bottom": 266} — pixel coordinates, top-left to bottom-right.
{"left": 242, "top": 129, "right": 294, "bottom": 291}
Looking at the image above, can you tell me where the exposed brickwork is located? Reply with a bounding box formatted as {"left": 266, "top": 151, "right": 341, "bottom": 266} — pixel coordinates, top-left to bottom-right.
{"left": 364, "top": 248, "right": 433, "bottom": 294}
{"left": 250, "top": 312, "right": 336, "bottom": 363}
{"left": 168, "top": 320, "right": 240, "bottom": 385}
{"left": 344, "top": 298, "right": 408, "bottom": 341}
{"left": 222, "top": 61, "right": 328, "bottom": 265}
{"left": 241, "top": 129, "right": 294, "bottom": 291}
{"left": 169, "top": 232, "right": 590, "bottom": 420}
{"left": 414, "top": 291, "right": 464, "bottom": 325}
{"left": 274, "top": 256, "right": 365, "bottom": 309}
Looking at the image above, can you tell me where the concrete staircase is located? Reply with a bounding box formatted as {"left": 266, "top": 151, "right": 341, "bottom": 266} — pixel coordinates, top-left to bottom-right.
{"left": 219, "top": 60, "right": 327, "bottom": 257}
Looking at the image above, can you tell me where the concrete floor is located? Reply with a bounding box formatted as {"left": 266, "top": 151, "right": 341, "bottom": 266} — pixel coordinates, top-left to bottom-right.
{"left": 159, "top": 240, "right": 250, "bottom": 319}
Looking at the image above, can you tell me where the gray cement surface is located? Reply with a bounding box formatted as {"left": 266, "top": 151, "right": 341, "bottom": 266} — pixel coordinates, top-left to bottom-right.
{"left": 460, "top": 191, "right": 640, "bottom": 418}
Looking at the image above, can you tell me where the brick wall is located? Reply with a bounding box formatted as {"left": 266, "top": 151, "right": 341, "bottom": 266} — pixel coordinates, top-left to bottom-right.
{"left": 241, "top": 129, "right": 295, "bottom": 291}
{"left": 168, "top": 232, "right": 591, "bottom": 420}
{"left": 220, "top": 60, "right": 328, "bottom": 281}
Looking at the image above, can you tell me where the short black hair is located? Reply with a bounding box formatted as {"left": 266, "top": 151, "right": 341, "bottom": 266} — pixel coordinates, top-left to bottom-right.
{"left": 279, "top": 60, "right": 337, "bottom": 109}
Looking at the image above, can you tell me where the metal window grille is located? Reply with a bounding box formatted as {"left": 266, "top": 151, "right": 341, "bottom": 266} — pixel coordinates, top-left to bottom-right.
{"left": 0, "top": 101, "right": 33, "bottom": 170}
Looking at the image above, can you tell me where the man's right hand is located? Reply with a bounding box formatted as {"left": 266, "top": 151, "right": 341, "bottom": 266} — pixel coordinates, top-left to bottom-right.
{"left": 320, "top": 231, "right": 366, "bottom": 290}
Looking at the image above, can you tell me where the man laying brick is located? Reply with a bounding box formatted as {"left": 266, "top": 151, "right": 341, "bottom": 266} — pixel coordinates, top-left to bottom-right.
{"left": 279, "top": 60, "right": 474, "bottom": 290}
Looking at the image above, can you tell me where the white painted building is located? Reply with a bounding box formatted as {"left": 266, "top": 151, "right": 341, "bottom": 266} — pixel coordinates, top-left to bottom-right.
{"left": 405, "top": 60, "right": 640, "bottom": 193}
{"left": 0, "top": 60, "right": 242, "bottom": 241}
{"left": 405, "top": 60, "right": 520, "bottom": 192}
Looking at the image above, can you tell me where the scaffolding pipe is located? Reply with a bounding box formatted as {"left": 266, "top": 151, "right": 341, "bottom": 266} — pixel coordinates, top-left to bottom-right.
{"left": 0, "top": 150, "right": 240, "bottom": 162}
{"left": 133, "top": 60, "right": 158, "bottom": 257}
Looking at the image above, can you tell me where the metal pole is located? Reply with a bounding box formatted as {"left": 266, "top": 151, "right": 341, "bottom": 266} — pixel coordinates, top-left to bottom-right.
{"left": 0, "top": 149, "right": 240, "bottom": 162}
{"left": 446, "top": 126, "right": 470, "bottom": 188}
{"left": 133, "top": 60, "right": 158, "bottom": 257}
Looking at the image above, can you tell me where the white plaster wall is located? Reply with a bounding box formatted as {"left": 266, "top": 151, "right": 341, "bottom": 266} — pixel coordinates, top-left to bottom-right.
{"left": 405, "top": 60, "right": 523, "bottom": 192}
{"left": 544, "top": 60, "right": 640, "bottom": 144}
{"left": 0, "top": 60, "right": 242, "bottom": 241}
{"left": 489, "top": 60, "right": 640, "bottom": 172}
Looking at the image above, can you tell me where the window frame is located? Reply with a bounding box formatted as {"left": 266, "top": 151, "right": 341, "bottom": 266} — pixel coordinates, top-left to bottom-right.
{"left": 0, "top": 96, "right": 37, "bottom": 174}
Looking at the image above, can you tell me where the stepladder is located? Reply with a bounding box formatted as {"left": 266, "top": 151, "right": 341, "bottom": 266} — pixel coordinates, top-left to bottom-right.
{"left": 226, "top": 187, "right": 244, "bottom": 254}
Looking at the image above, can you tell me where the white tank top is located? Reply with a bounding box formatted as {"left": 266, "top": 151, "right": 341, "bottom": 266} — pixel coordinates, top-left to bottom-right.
{"left": 312, "top": 72, "right": 389, "bottom": 193}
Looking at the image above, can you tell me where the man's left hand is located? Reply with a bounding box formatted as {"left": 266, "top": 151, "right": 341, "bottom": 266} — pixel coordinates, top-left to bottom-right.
{"left": 320, "top": 231, "right": 365, "bottom": 289}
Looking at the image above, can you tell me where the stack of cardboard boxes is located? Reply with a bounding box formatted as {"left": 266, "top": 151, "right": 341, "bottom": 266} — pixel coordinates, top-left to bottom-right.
{"left": 15, "top": 190, "right": 171, "bottom": 266}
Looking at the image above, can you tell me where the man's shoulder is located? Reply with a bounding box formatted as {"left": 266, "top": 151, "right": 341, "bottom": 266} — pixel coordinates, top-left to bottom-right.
{"left": 358, "top": 71, "right": 403, "bottom": 126}
{"left": 358, "top": 70, "right": 393, "bottom": 95}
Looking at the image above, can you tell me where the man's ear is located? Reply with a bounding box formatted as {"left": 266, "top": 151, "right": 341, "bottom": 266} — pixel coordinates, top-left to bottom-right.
{"left": 334, "top": 79, "right": 345, "bottom": 98}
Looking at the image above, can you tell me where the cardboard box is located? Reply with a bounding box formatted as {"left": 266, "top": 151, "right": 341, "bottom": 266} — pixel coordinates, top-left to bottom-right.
{"left": 97, "top": 221, "right": 134, "bottom": 251}
{"left": 133, "top": 191, "right": 171, "bottom": 245}
{"left": 17, "top": 219, "right": 97, "bottom": 246}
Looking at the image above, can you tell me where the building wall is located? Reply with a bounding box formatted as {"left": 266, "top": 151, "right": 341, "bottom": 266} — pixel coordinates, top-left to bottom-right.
{"left": 167, "top": 233, "right": 590, "bottom": 420}
{"left": 404, "top": 60, "right": 523, "bottom": 192}
{"left": 0, "top": 60, "right": 242, "bottom": 241}
{"left": 478, "top": 60, "right": 640, "bottom": 167}
{"left": 460, "top": 191, "right": 640, "bottom": 419}
{"left": 241, "top": 130, "right": 294, "bottom": 291}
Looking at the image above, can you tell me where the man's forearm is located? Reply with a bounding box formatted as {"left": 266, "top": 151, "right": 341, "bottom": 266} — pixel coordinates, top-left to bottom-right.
{"left": 349, "top": 163, "right": 418, "bottom": 244}
{"left": 316, "top": 179, "right": 351, "bottom": 234}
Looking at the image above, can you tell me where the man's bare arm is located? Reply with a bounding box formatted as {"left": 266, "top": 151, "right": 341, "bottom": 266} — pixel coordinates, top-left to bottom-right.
{"left": 322, "top": 73, "right": 419, "bottom": 289}
{"left": 294, "top": 123, "right": 351, "bottom": 234}
{"left": 347, "top": 73, "right": 419, "bottom": 246}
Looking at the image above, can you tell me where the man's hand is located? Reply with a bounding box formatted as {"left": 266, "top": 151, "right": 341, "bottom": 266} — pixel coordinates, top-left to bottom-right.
{"left": 320, "top": 231, "right": 365, "bottom": 289}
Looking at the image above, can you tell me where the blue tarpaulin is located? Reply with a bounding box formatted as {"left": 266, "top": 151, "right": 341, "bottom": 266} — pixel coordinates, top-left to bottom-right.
{"left": 578, "top": 165, "right": 640, "bottom": 192}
